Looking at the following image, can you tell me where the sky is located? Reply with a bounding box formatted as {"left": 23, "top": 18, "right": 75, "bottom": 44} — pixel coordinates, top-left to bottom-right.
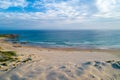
{"left": 0, "top": 0, "right": 120, "bottom": 30}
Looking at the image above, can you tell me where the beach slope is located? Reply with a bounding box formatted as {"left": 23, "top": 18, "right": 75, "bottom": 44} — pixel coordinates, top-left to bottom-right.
{"left": 0, "top": 39, "right": 120, "bottom": 80}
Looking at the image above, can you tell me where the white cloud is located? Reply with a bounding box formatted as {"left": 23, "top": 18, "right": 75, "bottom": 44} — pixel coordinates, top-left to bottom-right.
{"left": 0, "top": 0, "right": 88, "bottom": 24}
{"left": 0, "top": 0, "right": 120, "bottom": 29}
{"left": 95, "top": 0, "right": 120, "bottom": 18}
{"left": 96, "top": 0, "right": 116, "bottom": 13}
{"left": 0, "top": 0, "right": 28, "bottom": 9}
{"left": 0, "top": 0, "right": 120, "bottom": 20}
{"left": 32, "top": 0, "right": 90, "bottom": 22}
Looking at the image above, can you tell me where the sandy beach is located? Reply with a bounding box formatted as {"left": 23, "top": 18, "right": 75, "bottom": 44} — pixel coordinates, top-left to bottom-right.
{"left": 0, "top": 0, "right": 120, "bottom": 79}
{"left": 0, "top": 38, "right": 120, "bottom": 80}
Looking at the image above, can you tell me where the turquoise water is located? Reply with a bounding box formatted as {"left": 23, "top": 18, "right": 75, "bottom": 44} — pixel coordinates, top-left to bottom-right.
{"left": 0, "top": 30, "right": 120, "bottom": 49}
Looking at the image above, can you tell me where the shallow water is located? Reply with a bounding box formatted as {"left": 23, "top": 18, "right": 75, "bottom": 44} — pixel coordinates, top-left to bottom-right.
{"left": 0, "top": 30, "right": 120, "bottom": 49}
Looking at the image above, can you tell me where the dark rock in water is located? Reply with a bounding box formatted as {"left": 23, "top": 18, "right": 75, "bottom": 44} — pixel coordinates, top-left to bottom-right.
{"left": 12, "top": 41, "right": 18, "bottom": 44}
{"left": 5, "top": 34, "right": 19, "bottom": 39}
{"left": 20, "top": 41, "right": 28, "bottom": 44}
{"left": 0, "top": 34, "right": 19, "bottom": 39}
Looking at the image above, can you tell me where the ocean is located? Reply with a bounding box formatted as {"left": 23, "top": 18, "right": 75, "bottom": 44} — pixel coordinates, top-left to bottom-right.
{"left": 0, "top": 30, "right": 120, "bottom": 49}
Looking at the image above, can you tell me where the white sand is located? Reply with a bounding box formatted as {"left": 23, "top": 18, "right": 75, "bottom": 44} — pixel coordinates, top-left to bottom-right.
{"left": 0, "top": 39, "right": 120, "bottom": 80}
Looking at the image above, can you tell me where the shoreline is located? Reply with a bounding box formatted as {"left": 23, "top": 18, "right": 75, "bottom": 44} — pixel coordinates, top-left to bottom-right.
{"left": 1, "top": 37, "right": 120, "bottom": 64}
{"left": 4, "top": 38, "right": 120, "bottom": 58}
{"left": 1, "top": 37, "right": 120, "bottom": 63}
{"left": 13, "top": 41, "right": 120, "bottom": 55}
{"left": 7, "top": 38, "right": 120, "bottom": 52}
{"left": 1, "top": 33, "right": 120, "bottom": 51}
{"left": 20, "top": 41, "right": 120, "bottom": 51}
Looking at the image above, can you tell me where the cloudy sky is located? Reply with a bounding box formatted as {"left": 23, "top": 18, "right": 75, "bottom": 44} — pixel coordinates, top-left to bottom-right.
{"left": 0, "top": 0, "right": 120, "bottom": 30}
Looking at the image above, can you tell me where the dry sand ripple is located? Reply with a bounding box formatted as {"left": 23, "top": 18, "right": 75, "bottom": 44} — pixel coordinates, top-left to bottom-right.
{"left": 0, "top": 60, "right": 120, "bottom": 80}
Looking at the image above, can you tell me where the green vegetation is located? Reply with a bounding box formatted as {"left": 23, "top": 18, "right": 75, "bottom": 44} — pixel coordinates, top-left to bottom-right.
{"left": 0, "top": 50, "right": 32, "bottom": 71}
{"left": 0, "top": 51, "right": 16, "bottom": 56}
{"left": 0, "top": 47, "right": 2, "bottom": 50}
{"left": 0, "top": 35, "right": 6, "bottom": 38}
{"left": 0, "top": 51, "right": 17, "bottom": 62}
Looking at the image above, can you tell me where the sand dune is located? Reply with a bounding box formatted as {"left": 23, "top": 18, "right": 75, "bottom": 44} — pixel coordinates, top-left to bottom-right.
{"left": 1, "top": 60, "right": 120, "bottom": 80}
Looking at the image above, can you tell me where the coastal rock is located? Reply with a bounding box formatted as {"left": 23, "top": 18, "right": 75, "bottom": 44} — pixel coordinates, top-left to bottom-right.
{"left": 0, "top": 34, "right": 19, "bottom": 39}
{"left": 20, "top": 41, "right": 28, "bottom": 44}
